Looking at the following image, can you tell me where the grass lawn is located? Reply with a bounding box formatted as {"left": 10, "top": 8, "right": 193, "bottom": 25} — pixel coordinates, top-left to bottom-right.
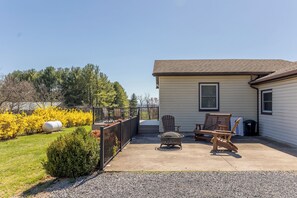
{"left": 0, "top": 125, "right": 91, "bottom": 198}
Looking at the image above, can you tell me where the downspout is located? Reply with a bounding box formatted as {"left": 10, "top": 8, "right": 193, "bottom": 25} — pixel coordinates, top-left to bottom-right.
{"left": 249, "top": 75, "right": 260, "bottom": 134}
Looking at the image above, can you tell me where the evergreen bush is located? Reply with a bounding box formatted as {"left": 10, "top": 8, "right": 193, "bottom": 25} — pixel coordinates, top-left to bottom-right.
{"left": 43, "top": 127, "right": 100, "bottom": 178}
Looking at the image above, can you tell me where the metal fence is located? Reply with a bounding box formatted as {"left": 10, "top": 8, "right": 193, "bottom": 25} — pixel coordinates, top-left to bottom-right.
{"left": 99, "top": 114, "right": 140, "bottom": 170}
{"left": 138, "top": 107, "right": 159, "bottom": 120}
{"left": 93, "top": 107, "right": 159, "bottom": 123}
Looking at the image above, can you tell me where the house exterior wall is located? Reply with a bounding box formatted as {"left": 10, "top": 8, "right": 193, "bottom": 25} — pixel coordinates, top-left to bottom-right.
{"left": 158, "top": 75, "right": 257, "bottom": 132}
{"left": 257, "top": 77, "right": 297, "bottom": 146}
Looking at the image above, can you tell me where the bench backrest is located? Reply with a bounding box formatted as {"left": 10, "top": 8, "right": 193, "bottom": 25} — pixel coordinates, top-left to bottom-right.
{"left": 203, "top": 113, "right": 232, "bottom": 130}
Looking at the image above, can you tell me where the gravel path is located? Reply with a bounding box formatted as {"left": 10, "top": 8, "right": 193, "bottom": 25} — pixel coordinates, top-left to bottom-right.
{"left": 41, "top": 171, "right": 297, "bottom": 198}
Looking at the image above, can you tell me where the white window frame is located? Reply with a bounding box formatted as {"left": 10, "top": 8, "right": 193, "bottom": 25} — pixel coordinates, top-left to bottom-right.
{"left": 261, "top": 89, "right": 272, "bottom": 114}
{"left": 199, "top": 83, "right": 219, "bottom": 111}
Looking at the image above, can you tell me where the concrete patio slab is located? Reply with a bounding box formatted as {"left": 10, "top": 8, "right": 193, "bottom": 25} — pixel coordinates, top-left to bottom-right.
{"left": 105, "top": 135, "right": 297, "bottom": 172}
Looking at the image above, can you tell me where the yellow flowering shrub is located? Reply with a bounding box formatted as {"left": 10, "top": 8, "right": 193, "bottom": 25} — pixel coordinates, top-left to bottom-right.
{"left": 15, "top": 113, "right": 28, "bottom": 135}
{"left": 64, "top": 109, "right": 92, "bottom": 127}
{"left": 0, "top": 112, "right": 19, "bottom": 140}
{"left": 22, "top": 115, "right": 45, "bottom": 135}
{"left": 0, "top": 107, "right": 93, "bottom": 140}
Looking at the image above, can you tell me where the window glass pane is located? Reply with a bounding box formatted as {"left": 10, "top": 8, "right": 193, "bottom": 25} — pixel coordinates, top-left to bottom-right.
{"left": 264, "top": 92, "right": 272, "bottom": 101}
{"left": 200, "top": 83, "right": 218, "bottom": 110}
{"left": 264, "top": 102, "right": 272, "bottom": 111}
{"left": 201, "top": 86, "right": 216, "bottom": 97}
{"left": 201, "top": 97, "right": 216, "bottom": 108}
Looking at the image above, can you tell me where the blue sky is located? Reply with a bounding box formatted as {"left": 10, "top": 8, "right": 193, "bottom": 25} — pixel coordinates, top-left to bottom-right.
{"left": 1, "top": 0, "right": 297, "bottom": 98}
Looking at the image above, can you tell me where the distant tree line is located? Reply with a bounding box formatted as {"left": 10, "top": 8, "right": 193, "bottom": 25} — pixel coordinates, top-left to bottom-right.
{"left": 0, "top": 64, "right": 130, "bottom": 111}
{"left": 136, "top": 93, "right": 159, "bottom": 108}
{"left": 0, "top": 64, "right": 159, "bottom": 112}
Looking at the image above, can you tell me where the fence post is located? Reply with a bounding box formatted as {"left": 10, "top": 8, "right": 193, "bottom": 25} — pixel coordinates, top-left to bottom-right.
{"left": 130, "top": 117, "right": 132, "bottom": 141}
{"left": 107, "top": 108, "right": 110, "bottom": 122}
{"left": 121, "top": 108, "right": 123, "bottom": 119}
{"left": 137, "top": 107, "right": 140, "bottom": 134}
{"left": 148, "top": 106, "right": 151, "bottom": 120}
{"left": 92, "top": 107, "right": 95, "bottom": 124}
{"left": 120, "top": 121, "right": 123, "bottom": 151}
{"left": 139, "top": 107, "right": 142, "bottom": 120}
{"left": 99, "top": 126, "right": 104, "bottom": 171}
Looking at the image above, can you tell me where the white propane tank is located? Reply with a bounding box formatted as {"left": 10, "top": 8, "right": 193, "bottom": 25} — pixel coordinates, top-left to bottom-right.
{"left": 42, "top": 121, "right": 63, "bottom": 133}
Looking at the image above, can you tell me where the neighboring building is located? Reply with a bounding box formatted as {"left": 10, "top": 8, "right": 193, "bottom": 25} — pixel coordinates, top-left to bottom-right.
{"left": 153, "top": 59, "right": 297, "bottom": 145}
{"left": 1, "top": 102, "right": 62, "bottom": 112}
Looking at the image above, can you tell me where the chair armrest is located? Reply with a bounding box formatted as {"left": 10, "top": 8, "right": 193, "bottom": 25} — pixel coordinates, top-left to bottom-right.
{"left": 215, "top": 130, "right": 232, "bottom": 133}
{"left": 195, "top": 124, "right": 203, "bottom": 130}
{"left": 175, "top": 126, "right": 181, "bottom": 132}
{"left": 197, "top": 129, "right": 215, "bottom": 135}
{"left": 218, "top": 124, "right": 228, "bottom": 130}
{"left": 213, "top": 130, "right": 233, "bottom": 135}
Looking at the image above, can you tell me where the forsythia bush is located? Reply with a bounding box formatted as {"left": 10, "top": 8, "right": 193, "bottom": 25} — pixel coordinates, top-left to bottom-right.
{"left": 0, "top": 112, "right": 19, "bottom": 140}
{"left": 0, "top": 107, "right": 92, "bottom": 140}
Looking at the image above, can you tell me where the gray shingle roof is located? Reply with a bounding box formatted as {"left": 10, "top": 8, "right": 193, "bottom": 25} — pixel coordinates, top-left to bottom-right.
{"left": 153, "top": 59, "right": 293, "bottom": 76}
{"left": 251, "top": 63, "right": 297, "bottom": 84}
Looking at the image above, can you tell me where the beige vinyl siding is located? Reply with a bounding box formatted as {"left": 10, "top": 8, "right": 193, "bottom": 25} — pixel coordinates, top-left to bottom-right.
{"left": 159, "top": 76, "right": 257, "bottom": 132}
{"left": 258, "top": 78, "right": 297, "bottom": 146}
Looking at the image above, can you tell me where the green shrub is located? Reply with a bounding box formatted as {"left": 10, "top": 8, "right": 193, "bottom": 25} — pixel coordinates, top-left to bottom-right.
{"left": 43, "top": 127, "right": 100, "bottom": 178}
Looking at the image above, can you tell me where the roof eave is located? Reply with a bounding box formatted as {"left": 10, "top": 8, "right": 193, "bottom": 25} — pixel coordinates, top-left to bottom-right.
{"left": 250, "top": 71, "right": 297, "bottom": 85}
{"left": 152, "top": 72, "right": 272, "bottom": 77}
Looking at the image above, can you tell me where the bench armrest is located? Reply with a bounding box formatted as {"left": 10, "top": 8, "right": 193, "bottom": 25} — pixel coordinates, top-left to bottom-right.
{"left": 195, "top": 124, "right": 203, "bottom": 130}
{"left": 175, "top": 126, "right": 181, "bottom": 132}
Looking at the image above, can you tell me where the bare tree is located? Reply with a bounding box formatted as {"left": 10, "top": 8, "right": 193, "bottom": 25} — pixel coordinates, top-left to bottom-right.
{"left": 155, "top": 98, "right": 159, "bottom": 106}
{"left": 34, "top": 84, "right": 64, "bottom": 108}
{"left": 149, "top": 97, "right": 159, "bottom": 107}
{"left": 136, "top": 94, "right": 159, "bottom": 120}
{"left": 137, "top": 95, "right": 145, "bottom": 107}
{"left": 10, "top": 81, "right": 36, "bottom": 112}
{"left": 144, "top": 93, "right": 151, "bottom": 119}
{"left": 0, "top": 77, "right": 14, "bottom": 107}
{"left": 0, "top": 76, "right": 36, "bottom": 112}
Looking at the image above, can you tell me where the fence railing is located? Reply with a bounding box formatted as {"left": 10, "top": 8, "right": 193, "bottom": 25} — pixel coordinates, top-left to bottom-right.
{"left": 138, "top": 107, "right": 159, "bottom": 120}
{"left": 99, "top": 113, "right": 140, "bottom": 170}
{"left": 93, "top": 107, "right": 159, "bottom": 124}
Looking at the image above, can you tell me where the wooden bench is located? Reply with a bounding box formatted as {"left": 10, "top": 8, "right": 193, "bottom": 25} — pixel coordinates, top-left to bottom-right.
{"left": 194, "top": 113, "right": 232, "bottom": 141}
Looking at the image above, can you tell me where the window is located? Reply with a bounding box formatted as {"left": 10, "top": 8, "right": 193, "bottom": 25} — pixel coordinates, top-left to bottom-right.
{"left": 261, "top": 89, "right": 272, "bottom": 114}
{"left": 199, "top": 83, "right": 219, "bottom": 111}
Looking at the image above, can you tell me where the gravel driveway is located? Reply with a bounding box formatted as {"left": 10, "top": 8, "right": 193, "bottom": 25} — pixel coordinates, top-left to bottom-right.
{"left": 38, "top": 171, "right": 297, "bottom": 198}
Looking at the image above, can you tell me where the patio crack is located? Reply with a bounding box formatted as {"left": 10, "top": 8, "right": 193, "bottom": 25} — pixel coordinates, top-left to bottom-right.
{"left": 221, "top": 156, "right": 238, "bottom": 171}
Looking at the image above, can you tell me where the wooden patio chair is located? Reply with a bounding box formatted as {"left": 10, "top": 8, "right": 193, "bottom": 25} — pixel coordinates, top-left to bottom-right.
{"left": 161, "top": 115, "right": 181, "bottom": 132}
{"left": 159, "top": 115, "right": 183, "bottom": 149}
{"left": 210, "top": 118, "right": 241, "bottom": 153}
{"left": 194, "top": 113, "right": 232, "bottom": 141}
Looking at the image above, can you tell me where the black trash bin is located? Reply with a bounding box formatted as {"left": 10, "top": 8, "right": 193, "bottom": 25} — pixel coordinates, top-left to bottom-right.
{"left": 243, "top": 120, "right": 257, "bottom": 136}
